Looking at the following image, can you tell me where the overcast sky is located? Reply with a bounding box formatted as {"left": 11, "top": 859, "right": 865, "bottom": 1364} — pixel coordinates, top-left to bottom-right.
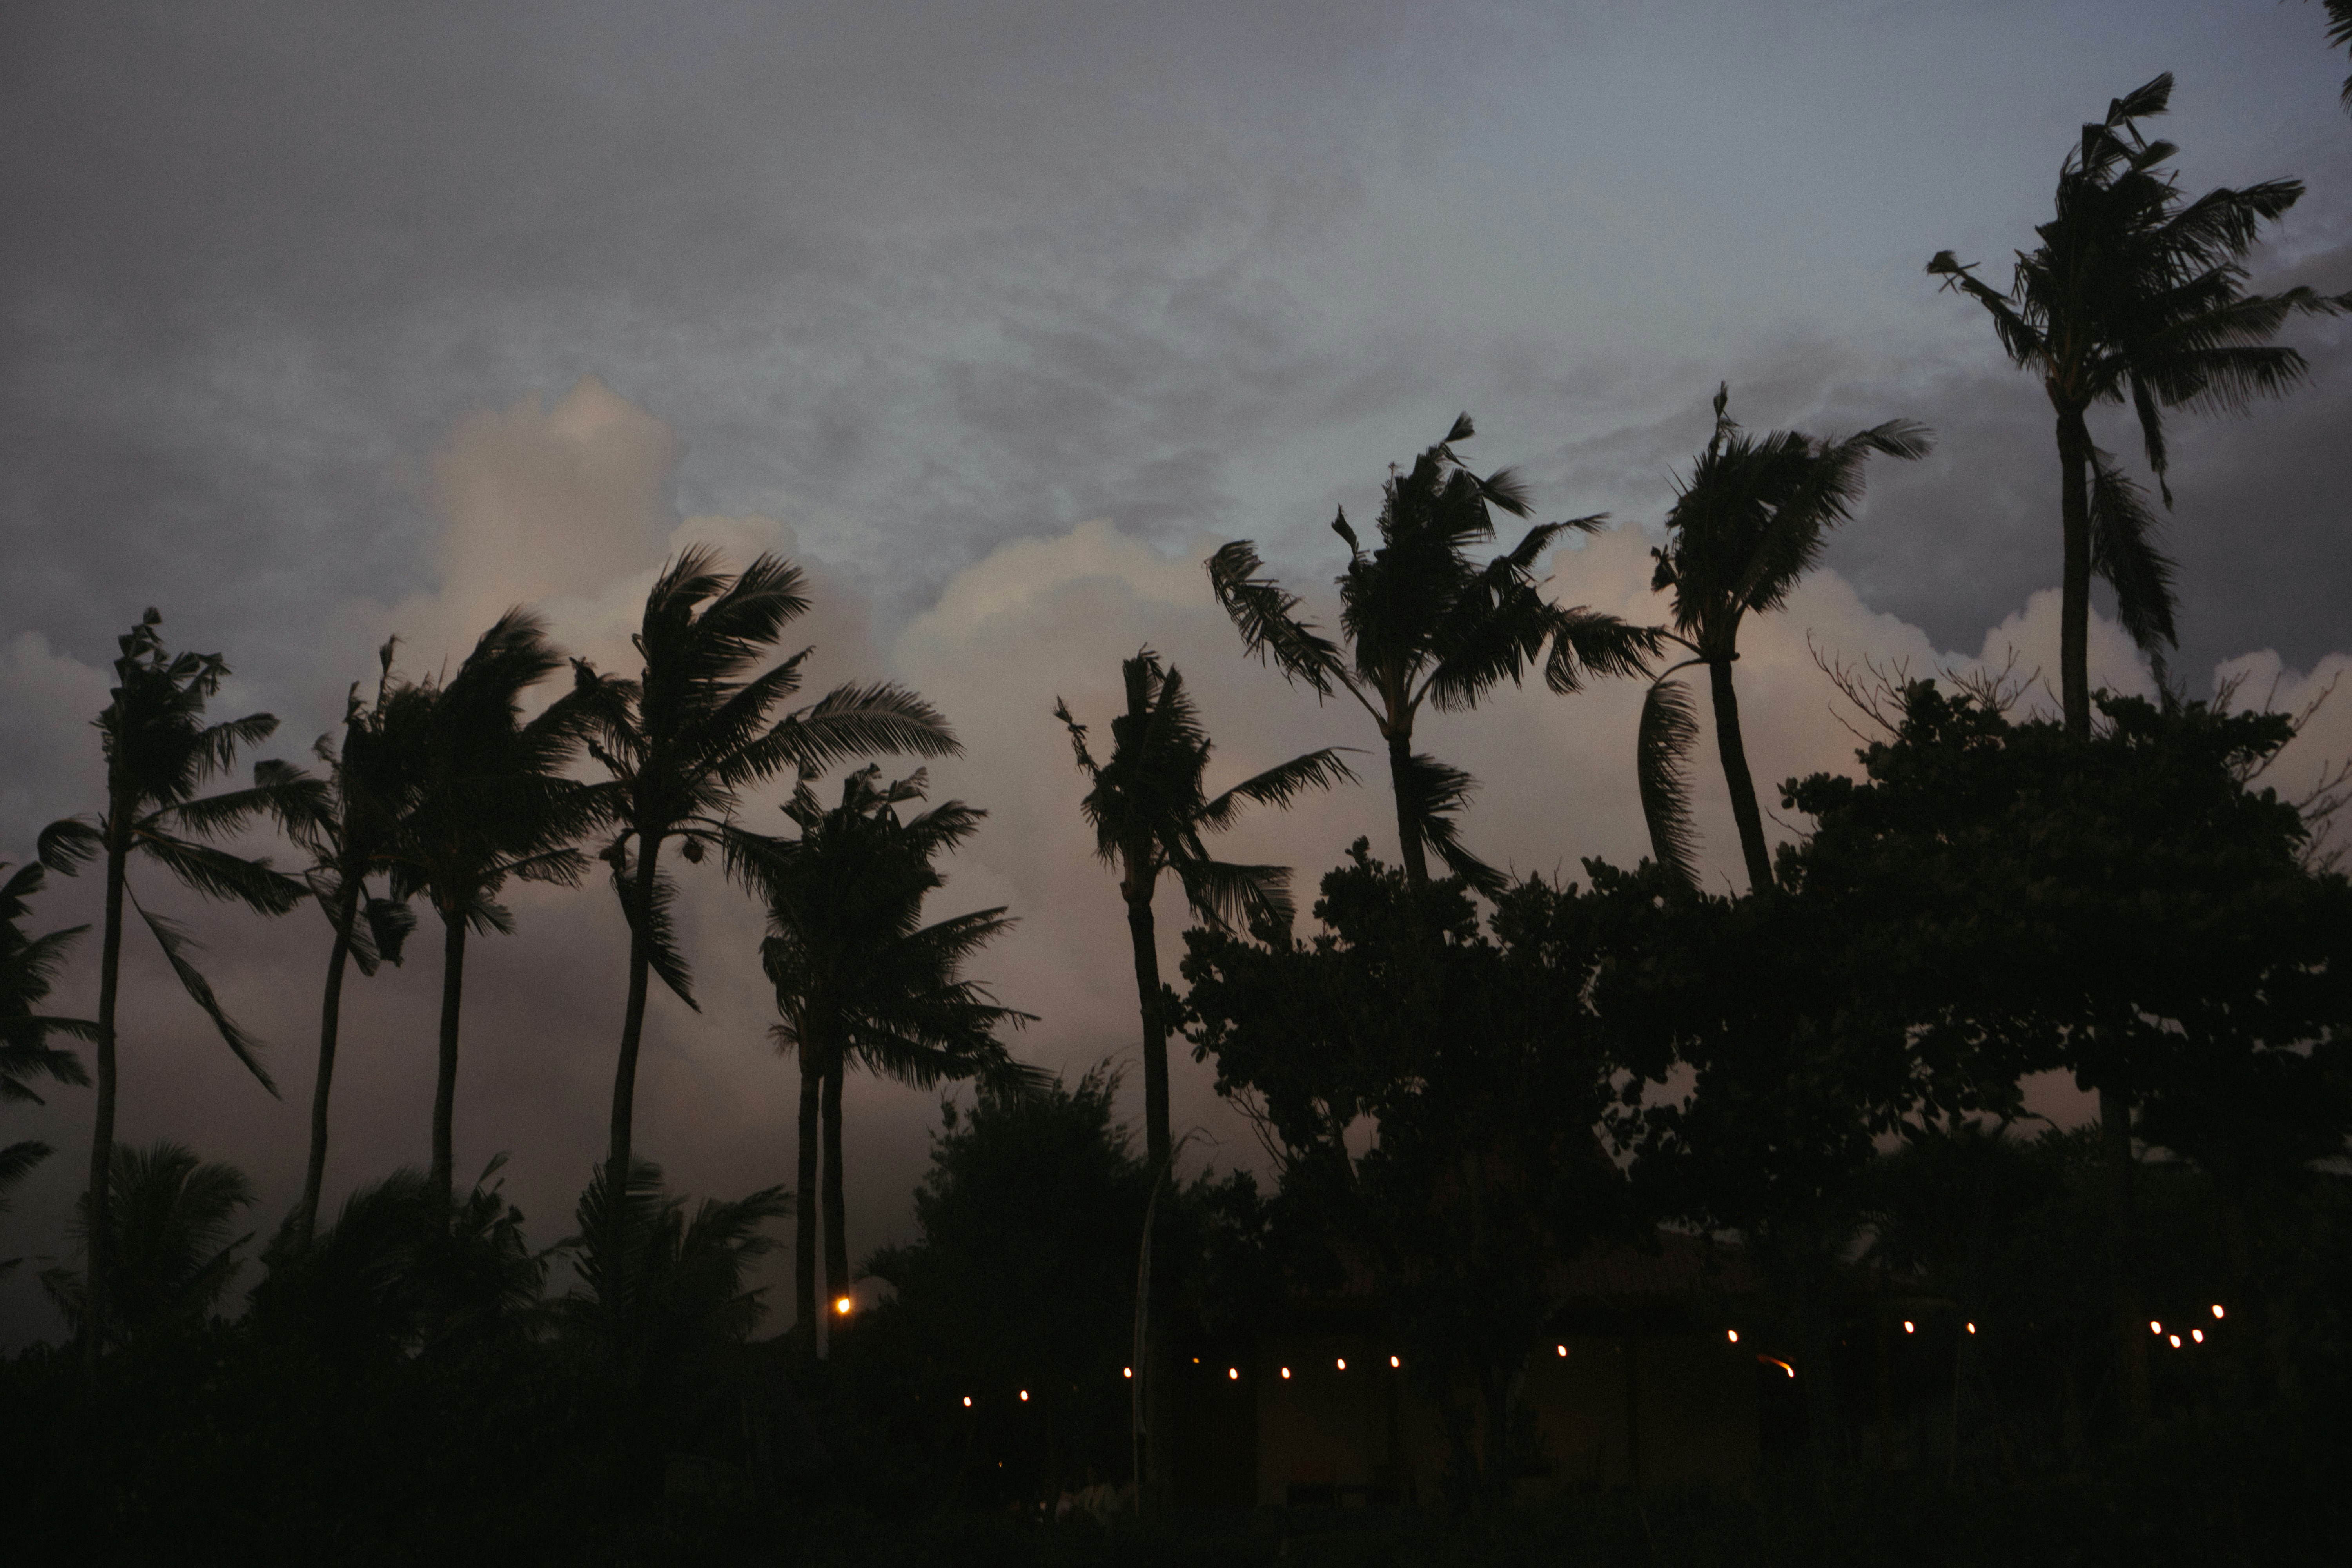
{"left": 4, "top": 2, "right": 2349, "bottom": 1344}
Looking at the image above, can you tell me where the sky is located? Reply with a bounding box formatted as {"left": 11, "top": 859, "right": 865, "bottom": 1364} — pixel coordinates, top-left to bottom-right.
{"left": 3, "top": 1, "right": 2349, "bottom": 1344}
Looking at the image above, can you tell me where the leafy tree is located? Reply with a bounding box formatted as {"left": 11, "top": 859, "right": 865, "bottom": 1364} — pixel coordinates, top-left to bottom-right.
{"left": 760, "top": 766, "right": 1032, "bottom": 1350}
{"left": 1181, "top": 845, "right": 1639, "bottom": 1505}
{"left": 1929, "top": 73, "right": 2348, "bottom": 740}
{"left": 1781, "top": 681, "right": 2352, "bottom": 1435}
{"left": 1209, "top": 414, "right": 1655, "bottom": 892}
{"left": 40, "top": 1140, "right": 255, "bottom": 1355}
{"left": 288, "top": 641, "right": 421, "bottom": 1243}
{"left": 38, "top": 610, "right": 319, "bottom": 1364}
{"left": 1637, "top": 386, "right": 1929, "bottom": 891}
{"left": 581, "top": 546, "right": 957, "bottom": 1272}
{"left": 390, "top": 610, "right": 603, "bottom": 1209}
{"left": 1, "top": 862, "right": 96, "bottom": 1246}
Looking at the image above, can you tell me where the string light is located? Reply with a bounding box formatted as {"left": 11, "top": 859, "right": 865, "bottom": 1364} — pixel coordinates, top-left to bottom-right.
{"left": 2191, "top": 1330, "right": 2203, "bottom": 1344}
{"left": 1280, "top": 1367, "right": 1291, "bottom": 1379}
{"left": 2149, "top": 1320, "right": 2163, "bottom": 1336}
{"left": 1759, "top": 1356, "right": 1795, "bottom": 1378}
{"left": 1725, "top": 1330, "right": 1739, "bottom": 1345}
{"left": 1122, "top": 1367, "right": 1132, "bottom": 1379}
{"left": 1019, "top": 1390, "right": 1029, "bottom": 1402}
{"left": 962, "top": 1396, "right": 972, "bottom": 1408}
{"left": 1390, "top": 1356, "right": 1401, "bottom": 1368}
{"left": 1555, "top": 1344, "right": 1568, "bottom": 1357}
{"left": 2211, "top": 1305, "right": 2225, "bottom": 1320}
{"left": 1965, "top": 1323, "right": 1976, "bottom": 1335}
{"left": 2168, "top": 1334, "right": 2181, "bottom": 1349}
{"left": 833, "top": 1296, "right": 853, "bottom": 1317}
{"left": 1227, "top": 1367, "right": 1239, "bottom": 1381}
{"left": 1335, "top": 1358, "right": 1347, "bottom": 1371}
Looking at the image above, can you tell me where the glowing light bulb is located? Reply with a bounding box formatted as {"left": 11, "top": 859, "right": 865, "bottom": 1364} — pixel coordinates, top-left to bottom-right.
{"left": 1019, "top": 1390, "right": 1029, "bottom": 1402}
{"left": 1902, "top": 1320, "right": 1915, "bottom": 1334}
{"left": 1227, "top": 1367, "right": 1238, "bottom": 1381}
{"left": 1556, "top": 1344, "right": 1568, "bottom": 1357}
{"left": 1726, "top": 1329, "right": 1739, "bottom": 1344}
{"left": 2211, "top": 1304, "right": 2225, "bottom": 1320}
{"left": 2191, "top": 1330, "right": 2204, "bottom": 1344}
{"left": 1390, "top": 1356, "right": 1401, "bottom": 1368}
{"left": 833, "top": 1295, "right": 853, "bottom": 1316}
{"left": 1280, "top": 1367, "right": 1291, "bottom": 1379}
{"left": 1335, "top": 1358, "right": 1346, "bottom": 1371}
{"left": 2149, "top": 1320, "right": 2163, "bottom": 1335}
{"left": 1965, "top": 1323, "right": 1976, "bottom": 1334}
{"left": 962, "top": 1396, "right": 972, "bottom": 1408}
{"left": 2168, "top": 1334, "right": 2181, "bottom": 1348}
{"left": 1122, "top": 1367, "right": 1132, "bottom": 1379}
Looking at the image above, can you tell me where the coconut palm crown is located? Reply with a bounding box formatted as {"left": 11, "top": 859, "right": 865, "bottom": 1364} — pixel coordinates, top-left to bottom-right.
{"left": 1929, "top": 73, "right": 2350, "bottom": 737}
{"left": 1210, "top": 414, "right": 1656, "bottom": 892}
{"left": 1639, "top": 386, "right": 1931, "bottom": 893}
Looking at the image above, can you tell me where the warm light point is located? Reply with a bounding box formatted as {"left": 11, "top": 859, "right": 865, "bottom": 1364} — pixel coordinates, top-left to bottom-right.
{"left": 1556, "top": 1344, "right": 1568, "bottom": 1357}
{"left": 1191, "top": 1357, "right": 1200, "bottom": 1364}
{"left": 833, "top": 1296, "right": 853, "bottom": 1316}
{"left": 1389, "top": 1356, "right": 1400, "bottom": 1368}
{"left": 1018, "top": 1390, "right": 1029, "bottom": 1401}
{"left": 2192, "top": 1330, "right": 2204, "bottom": 1344}
{"left": 2211, "top": 1305, "right": 2225, "bottom": 1320}
{"left": 962, "top": 1396, "right": 972, "bottom": 1408}
{"left": 2169, "top": 1334, "right": 2181, "bottom": 1348}
{"left": 1122, "top": 1367, "right": 1132, "bottom": 1379}
{"left": 1726, "top": 1330, "right": 1739, "bottom": 1344}
{"left": 2149, "top": 1321, "right": 2163, "bottom": 1335}
{"left": 1335, "top": 1358, "right": 1346, "bottom": 1371}
{"left": 1902, "top": 1320, "right": 1915, "bottom": 1334}
{"left": 1227, "top": 1367, "right": 1238, "bottom": 1381}
{"left": 1966, "top": 1323, "right": 1976, "bottom": 1334}
{"left": 1280, "top": 1367, "right": 1291, "bottom": 1379}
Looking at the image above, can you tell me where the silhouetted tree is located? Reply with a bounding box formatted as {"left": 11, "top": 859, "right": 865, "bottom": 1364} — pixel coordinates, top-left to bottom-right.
{"left": 289, "top": 640, "right": 421, "bottom": 1244}
{"left": 1929, "top": 73, "right": 2348, "bottom": 740}
{"left": 41, "top": 1140, "right": 255, "bottom": 1355}
{"left": 1054, "top": 650, "right": 1350, "bottom": 1499}
{"left": 1637, "top": 385, "right": 1928, "bottom": 891}
{"left": 38, "top": 610, "right": 318, "bottom": 1365}
{"left": 392, "top": 610, "right": 602, "bottom": 1209}
{"left": 760, "top": 766, "right": 1032, "bottom": 1352}
{"left": 1209, "top": 415, "right": 1655, "bottom": 891}
{"left": 2315, "top": 1, "right": 2352, "bottom": 107}
{"left": 582, "top": 546, "right": 957, "bottom": 1286}
{"left": 1, "top": 862, "right": 95, "bottom": 1247}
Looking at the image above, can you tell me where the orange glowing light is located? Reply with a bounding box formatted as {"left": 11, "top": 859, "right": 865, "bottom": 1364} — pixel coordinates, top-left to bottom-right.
{"left": 1227, "top": 1367, "right": 1239, "bottom": 1381}
{"left": 1390, "top": 1355, "right": 1401, "bottom": 1368}
{"left": 1019, "top": 1390, "right": 1029, "bottom": 1402}
{"left": 1556, "top": 1344, "right": 1567, "bottom": 1357}
{"left": 1966, "top": 1323, "right": 1976, "bottom": 1334}
{"left": 1122, "top": 1367, "right": 1132, "bottom": 1379}
{"left": 1758, "top": 1356, "right": 1795, "bottom": 1378}
{"left": 1725, "top": 1329, "right": 1739, "bottom": 1344}
{"left": 2149, "top": 1320, "right": 2164, "bottom": 1335}
{"left": 1280, "top": 1367, "right": 1291, "bottom": 1379}
{"left": 962, "top": 1396, "right": 972, "bottom": 1408}
{"left": 1335, "top": 1358, "right": 1346, "bottom": 1371}
{"left": 2168, "top": 1334, "right": 2181, "bottom": 1348}
{"left": 1902, "top": 1320, "right": 1915, "bottom": 1334}
{"left": 2211, "top": 1304, "right": 2225, "bottom": 1320}
{"left": 833, "top": 1295, "right": 853, "bottom": 1316}
{"left": 2191, "top": 1330, "right": 2204, "bottom": 1344}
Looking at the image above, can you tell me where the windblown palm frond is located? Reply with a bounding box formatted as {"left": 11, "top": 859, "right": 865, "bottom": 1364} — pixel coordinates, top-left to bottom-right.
{"left": 1637, "top": 675, "right": 1704, "bottom": 887}
{"left": 43, "top": 1140, "right": 256, "bottom": 1351}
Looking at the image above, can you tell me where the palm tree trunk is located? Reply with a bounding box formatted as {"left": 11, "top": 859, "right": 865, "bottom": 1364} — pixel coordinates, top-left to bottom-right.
{"left": 1707, "top": 659, "right": 1775, "bottom": 894}
{"left": 2101, "top": 1084, "right": 2151, "bottom": 1436}
{"left": 2056, "top": 409, "right": 2094, "bottom": 742}
{"left": 83, "top": 832, "right": 127, "bottom": 1371}
{"left": 299, "top": 875, "right": 365, "bottom": 1247}
{"left": 430, "top": 907, "right": 466, "bottom": 1210}
{"left": 1386, "top": 732, "right": 1431, "bottom": 886}
{"left": 606, "top": 831, "right": 661, "bottom": 1294}
{"left": 793, "top": 1044, "right": 821, "bottom": 1358}
{"left": 822, "top": 1058, "right": 849, "bottom": 1318}
{"left": 1122, "top": 876, "right": 1172, "bottom": 1510}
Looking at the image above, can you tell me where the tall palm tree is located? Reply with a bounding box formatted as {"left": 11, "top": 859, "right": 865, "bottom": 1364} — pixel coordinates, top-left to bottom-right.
{"left": 1209, "top": 414, "right": 1655, "bottom": 891}
{"left": 392, "top": 610, "right": 603, "bottom": 1210}
{"left": 38, "top": 610, "right": 318, "bottom": 1365}
{"left": 1054, "top": 651, "right": 1350, "bottom": 1506}
{"left": 289, "top": 640, "right": 421, "bottom": 1245}
{"left": 1054, "top": 652, "right": 1352, "bottom": 1183}
{"left": 761, "top": 766, "right": 1033, "bottom": 1351}
{"left": 40, "top": 1140, "right": 255, "bottom": 1355}
{"left": 1637, "top": 386, "right": 1930, "bottom": 893}
{"left": 1929, "top": 73, "right": 2349, "bottom": 741}
{"left": 581, "top": 546, "right": 958, "bottom": 1263}
{"left": 2, "top": 862, "right": 96, "bottom": 1267}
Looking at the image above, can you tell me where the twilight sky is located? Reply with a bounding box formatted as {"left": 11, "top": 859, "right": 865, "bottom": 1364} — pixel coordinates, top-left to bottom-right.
{"left": 4, "top": 1, "right": 2349, "bottom": 1343}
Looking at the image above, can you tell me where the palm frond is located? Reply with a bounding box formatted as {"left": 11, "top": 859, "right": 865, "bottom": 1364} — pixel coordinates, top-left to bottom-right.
{"left": 36, "top": 818, "right": 103, "bottom": 876}
{"left": 1637, "top": 676, "right": 1704, "bottom": 887}
{"left": 1196, "top": 748, "right": 1357, "bottom": 831}
{"left": 1172, "top": 857, "right": 1295, "bottom": 933}
{"left": 1544, "top": 608, "right": 1664, "bottom": 695}
{"left": 1392, "top": 750, "right": 1506, "bottom": 898}
{"left": 2087, "top": 455, "right": 2180, "bottom": 652}
{"left": 0, "top": 1139, "right": 50, "bottom": 1212}
{"left": 130, "top": 892, "right": 277, "bottom": 1097}
{"left": 616, "top": 862, "right": 698, "bottom": 1011}
{"left": 134, "top": 831, "right": 310, "bottom": 915}
{"left": 1206, "top": 541, "right": 1344, "bottom": 696}
{"left": 753, "top": 682, "right": 961, "bottom": 779}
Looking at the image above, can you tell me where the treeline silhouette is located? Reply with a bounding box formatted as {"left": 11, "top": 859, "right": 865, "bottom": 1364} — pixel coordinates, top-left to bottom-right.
{"left": 4, "top": 68, "right": 2351, "bottom": 1566}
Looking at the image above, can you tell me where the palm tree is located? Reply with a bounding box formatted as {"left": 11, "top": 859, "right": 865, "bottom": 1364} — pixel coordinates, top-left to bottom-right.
{"left": 41, "top": 1140, "right": 256, "bottom": 1355}
{"left": 1209, "top": 414, "right": 1655, "bottom": 891}
{"left": 1637, "top": 386, "right": 1930, "bottom": 893}
{"left": 392, "top": 610, "right": 603, "bottom": 1210}
{"left": 581, "top": 545, "right": 958, "bottom": 1265}
{"left": 37, "top": 610, "right": 318, "bottom": 1365}
{"left": 1929, "top": 73, "right": 2349, "bottom": 741}
{"left": 1054, "top": 651, "right": 1349, "bottom": 1506}
{"left": 2, "top": 862, "right": 96, "bottom": 1271}
{"left": 761, "top": 766, "right": 1033, "bottom": 1351}
{"left": 289, "top": 640, "right": 421, "bottom": 1245}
